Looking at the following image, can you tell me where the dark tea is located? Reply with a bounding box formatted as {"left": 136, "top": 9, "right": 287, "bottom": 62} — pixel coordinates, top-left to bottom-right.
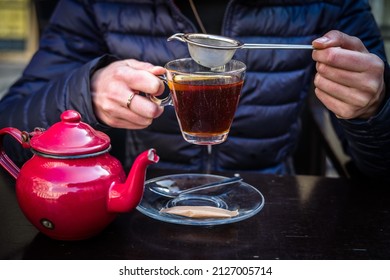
{"left": 169, "top": 75, "right": 243, "bottom": 142}
{"left": 161, "top": 58, "right": 246, "bottom": 145}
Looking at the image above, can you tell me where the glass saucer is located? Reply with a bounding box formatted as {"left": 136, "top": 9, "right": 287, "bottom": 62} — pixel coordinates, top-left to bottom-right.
{"left": 136, "top": 173, "right": 265, "bottom": 226}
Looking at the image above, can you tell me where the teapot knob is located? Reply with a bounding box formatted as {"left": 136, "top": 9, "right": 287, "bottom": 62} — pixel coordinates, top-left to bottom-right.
{"left": 61, "top": 110, "right": 81, "bottom": 124}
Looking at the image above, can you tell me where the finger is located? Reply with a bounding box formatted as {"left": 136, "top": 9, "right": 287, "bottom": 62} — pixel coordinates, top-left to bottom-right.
{"left": 106, "top": 115, "right": 152, "bottom": 130}
{"left": 124, "top": 59, "right": 166, "bottom": 76}
{"left": 315, "top": 62, "right": 363, "bottom": 88}
{"left": 312, "top": 30, "right": 368, "bottom": 52}
{"left": 313, "top": 47, "right": 374, "bottom": 72}
{"left": 94, "top": 89, "right": 163, "bottom": 129}
{"left": 120, "top": 67, "right": 165, "bottom": 95}
{"left": 316, "top": 60, "right": 383, "bottom": 95}
{"left": 314, "top": 86, "right": 362, "bottom": 119}
{"left": 104, "top": 87, "right": 164, "bottom": 120}
{"left": 94, "top": 103, "right": 149, "bottom": 129}
{"left": 124, "top": 93, "right": 164, "bottom": 119}
{"left": 314, "top": 73, "right": 351, "bottom": 104}
{"left": 112, "top": 60, "right": 165, "bottom": 96}
{"left": 148, "top": 66, "right": 166, "bottom": 76}
{"left": 124, "top": 59, "right": 160, "bottom": 71}
{"left": 314, "top": 73, "right": 376, "bottom": 111}
{"left": 99, "top": 101, "right": 160, "bottom": 129}
{"left": 314, "top": 72, "right": 364, "bottom": 105}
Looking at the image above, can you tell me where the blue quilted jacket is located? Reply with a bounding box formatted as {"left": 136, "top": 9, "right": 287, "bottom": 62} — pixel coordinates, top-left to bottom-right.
{"left": 1, "top": 0, "right": 390, "bottom": 178}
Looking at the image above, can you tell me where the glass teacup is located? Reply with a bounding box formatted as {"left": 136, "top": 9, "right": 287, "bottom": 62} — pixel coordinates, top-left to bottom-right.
{"left": 151, "top": 58, "right": 246, "bottom": 145}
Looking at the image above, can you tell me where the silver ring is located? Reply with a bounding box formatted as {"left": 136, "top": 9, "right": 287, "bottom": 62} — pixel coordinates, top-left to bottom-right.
{"left": 126, "top": 92, "right": 135, "bottom": 109}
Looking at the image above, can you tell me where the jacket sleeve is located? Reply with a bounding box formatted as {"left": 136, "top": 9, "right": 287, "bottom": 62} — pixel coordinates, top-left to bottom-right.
{"left": 0, "top": 0, "right": 117, "bottom": 164}
{"left": 330, "top": 0, "right": 390, "bottom": 180}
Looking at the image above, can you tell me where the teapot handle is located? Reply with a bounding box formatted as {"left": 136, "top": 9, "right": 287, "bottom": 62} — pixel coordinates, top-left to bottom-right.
{"left": 0, "top": 128, "right": 30, "bottom": 179}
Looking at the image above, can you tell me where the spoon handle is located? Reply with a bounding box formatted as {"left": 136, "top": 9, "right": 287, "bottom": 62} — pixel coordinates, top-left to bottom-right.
{"left": 181, "top": 176, "right": 243, "bottom": 195}
{"left": 243, "top": 43, "right": 313, "bottom": 50}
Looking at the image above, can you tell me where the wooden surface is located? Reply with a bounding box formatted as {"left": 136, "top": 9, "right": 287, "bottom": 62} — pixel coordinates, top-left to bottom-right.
{"left": 0, "top": 168, "right": 389, "bottom": 260}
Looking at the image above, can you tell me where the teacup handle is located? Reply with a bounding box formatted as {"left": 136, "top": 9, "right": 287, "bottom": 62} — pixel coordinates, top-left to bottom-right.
{"left": 0, "top": 128, "right": 31, "bottom": 179}
{"left": 148, "top": 76, "right": 173, "bottom": 107}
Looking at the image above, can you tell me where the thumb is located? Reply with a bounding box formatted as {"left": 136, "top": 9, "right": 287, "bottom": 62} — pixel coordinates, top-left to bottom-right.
{"left": 312, "top": 30, "right": 367, "bottom": 52}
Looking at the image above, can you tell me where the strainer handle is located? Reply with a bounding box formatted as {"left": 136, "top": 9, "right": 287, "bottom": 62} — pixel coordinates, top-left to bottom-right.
{"left": 243, "top": 43, "right": 313, "bottom": 50}
{"left": 167, "top": 33, "right": 186, "bottom": 43}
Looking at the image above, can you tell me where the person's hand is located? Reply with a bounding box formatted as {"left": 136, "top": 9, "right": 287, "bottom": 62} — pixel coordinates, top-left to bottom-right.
{"left": 91, "top": 59, "right": 166, "bottom": 129}
{"left": 312, "top": 30, "right": 386, "bottom": 119}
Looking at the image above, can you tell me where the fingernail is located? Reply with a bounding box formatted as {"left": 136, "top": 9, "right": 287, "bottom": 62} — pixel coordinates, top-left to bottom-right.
{"left": 314, "top": 37, "right": 330, "bottom": 44}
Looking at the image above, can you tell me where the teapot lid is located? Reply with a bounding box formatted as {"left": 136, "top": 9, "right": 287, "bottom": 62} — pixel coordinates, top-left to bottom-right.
{"left": 29, "top": 110, "right": 110, "bottom": 156}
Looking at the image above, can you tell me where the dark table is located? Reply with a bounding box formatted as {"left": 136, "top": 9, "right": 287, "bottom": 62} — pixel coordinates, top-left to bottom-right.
{"left": 0, "top": 168, "right": 389, "bottom": 260}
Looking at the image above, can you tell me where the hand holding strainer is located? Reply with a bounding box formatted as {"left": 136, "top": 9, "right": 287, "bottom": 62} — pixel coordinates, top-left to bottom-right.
{"left": 168, "top": 33, "right": 313, "bottom": 68}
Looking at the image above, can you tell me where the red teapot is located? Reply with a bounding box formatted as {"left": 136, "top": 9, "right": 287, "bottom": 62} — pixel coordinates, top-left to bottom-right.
{"left": 0, "top": 110, "right": 159, "bottom": 240}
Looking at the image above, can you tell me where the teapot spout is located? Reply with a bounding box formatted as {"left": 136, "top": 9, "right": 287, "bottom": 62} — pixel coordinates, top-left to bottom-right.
{"left": 107, "top": 149, "right": 159, "bottom": 213}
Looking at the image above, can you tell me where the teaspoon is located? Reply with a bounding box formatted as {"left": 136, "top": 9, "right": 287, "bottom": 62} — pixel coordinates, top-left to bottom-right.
{"left": 149, "top": 176, "right": 243, "bottom": 198}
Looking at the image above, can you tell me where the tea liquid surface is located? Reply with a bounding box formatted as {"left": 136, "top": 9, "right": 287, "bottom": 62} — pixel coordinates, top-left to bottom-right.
{"left": 170, "top": 78, "right": 243, "bottom": 136}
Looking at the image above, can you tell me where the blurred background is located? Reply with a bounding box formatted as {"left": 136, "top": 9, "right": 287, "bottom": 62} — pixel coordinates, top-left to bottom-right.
{"left": 0, "top": 0, "right": 389, "bottom": 177}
